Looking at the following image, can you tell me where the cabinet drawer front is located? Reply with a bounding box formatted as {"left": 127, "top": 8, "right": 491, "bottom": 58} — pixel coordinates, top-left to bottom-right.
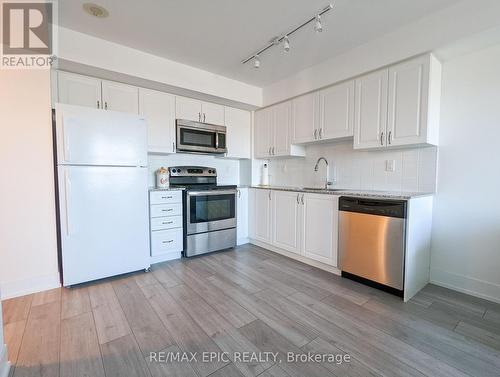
{"left": 150, "top": 190, "right": 182, "bottom": 204}
{"left": 150, "top": 203, "right": 182, "bottom": 218}
{"left": 150, "top": 215, "right": 183, "bottom": 231}
{"left": 151, "top": 229, "right": 183, "bottom": 256}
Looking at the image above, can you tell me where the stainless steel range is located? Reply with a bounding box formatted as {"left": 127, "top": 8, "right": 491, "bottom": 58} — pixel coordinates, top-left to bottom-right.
{"left": 168, "top": 166, "right": 237, "bottom": 257}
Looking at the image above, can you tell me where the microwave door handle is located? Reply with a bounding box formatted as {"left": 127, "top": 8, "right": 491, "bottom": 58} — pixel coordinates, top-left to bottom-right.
{"left": 215, "top": 133, "right": 219, "bottom": 150}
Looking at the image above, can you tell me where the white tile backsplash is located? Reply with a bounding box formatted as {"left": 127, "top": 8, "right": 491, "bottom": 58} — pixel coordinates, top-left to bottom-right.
{"left": 148, "top": 153, "right": 241, "bottom": 187}
{"left": 262, "top": 141, "right": 437, "bottom": 193}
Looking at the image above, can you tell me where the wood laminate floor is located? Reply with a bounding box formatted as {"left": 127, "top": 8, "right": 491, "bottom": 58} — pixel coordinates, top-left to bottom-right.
{"left": 3, "top": 244, "right": 500, "bottom": 377}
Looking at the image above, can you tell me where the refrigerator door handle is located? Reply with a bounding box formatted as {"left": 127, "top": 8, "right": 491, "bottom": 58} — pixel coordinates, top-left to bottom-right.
{"left": 64, "top": 169, "right": 71, "bottom": 236}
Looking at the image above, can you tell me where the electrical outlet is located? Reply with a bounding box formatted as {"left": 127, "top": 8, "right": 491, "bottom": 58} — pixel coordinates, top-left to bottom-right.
{"left": 385, "top": 160, "right": 396, "bottom": 172}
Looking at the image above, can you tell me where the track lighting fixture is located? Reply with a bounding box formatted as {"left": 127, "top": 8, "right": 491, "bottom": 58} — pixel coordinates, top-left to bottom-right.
{"left": 314, "top": 15, "right": 323, "bottom": 33}
{"left": 253, "top": 55, "right": 260, "bottom": 69}
{"left": 283, "top": 35, "right": 290, "bottom": 52}
{"left": 241, "top": 4, "right": 333, "bottom": 67}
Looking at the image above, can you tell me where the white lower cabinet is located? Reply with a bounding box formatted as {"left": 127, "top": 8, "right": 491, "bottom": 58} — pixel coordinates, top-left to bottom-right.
{"left": 149, "top": 190, "right": 183, "bottom": 262}
{"left": 272, "top": 191, "right": 301, "bottom": 255}
{"left": 237, "top": 188, "right": 249, "bottom": 244}
{"left": 250, "top": 189, "right": 338, "bottom": 267}
{"left": 253, "top": 189, "right": 272, "bottom": 243}
{"left": 302, "top": 193, "right": 338, "bottom": 266}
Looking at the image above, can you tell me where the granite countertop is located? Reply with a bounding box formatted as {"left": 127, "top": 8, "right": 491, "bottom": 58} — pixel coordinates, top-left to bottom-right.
{"left": 250, "top": 185, "right": 433, "bottom": 200}
{"left": 149, "top": 187, "right": 185, "bottom": 192}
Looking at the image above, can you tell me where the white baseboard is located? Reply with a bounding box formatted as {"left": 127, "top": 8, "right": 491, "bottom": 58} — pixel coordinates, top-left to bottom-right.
{"left": 0, "top": 273, "right": 61, "bottom": 300}
{"left": 0, "top": 344, "right": 10, "bottom": 377}
{"left": 430, "top": 268, "right": 500, "bottom": 304}
{"left": 249, "top": 239, "right": 341, "bottom": 275}
{"left": 150, "top": 251, "right": 181, "bottom": 265}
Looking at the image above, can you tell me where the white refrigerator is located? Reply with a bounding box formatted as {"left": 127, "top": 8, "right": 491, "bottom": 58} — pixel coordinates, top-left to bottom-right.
{"left": 55, "top": 104, "right": 150, "bottom": 286}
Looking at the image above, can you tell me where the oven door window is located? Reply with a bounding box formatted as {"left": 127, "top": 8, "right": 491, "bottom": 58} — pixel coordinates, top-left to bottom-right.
{"left": 180, "top": 128, "right": 216, "bottom": 148}
{"left": 190, "top": 194, "right": 235, "bottom": 223}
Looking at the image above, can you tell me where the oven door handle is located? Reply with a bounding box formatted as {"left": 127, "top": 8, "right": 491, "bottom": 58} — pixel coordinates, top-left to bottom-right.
{"left": 187, "top": 190, "right": 237, "bottom": 196}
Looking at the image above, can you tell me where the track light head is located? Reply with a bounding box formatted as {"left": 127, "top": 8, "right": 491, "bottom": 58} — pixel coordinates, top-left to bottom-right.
{"left": 253, "top": 55, "right": 260, "bottom": 69}
{"left": 283, "top": 36, "right": 290, "bottom": 52}
{"left": 314, "top": 15, "right": 323, "bottom": 33}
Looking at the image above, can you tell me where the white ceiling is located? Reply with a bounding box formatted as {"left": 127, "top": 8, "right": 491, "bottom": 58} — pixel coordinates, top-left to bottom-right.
{"left": 59, "top": 0, "right": 460, "bottom": 87}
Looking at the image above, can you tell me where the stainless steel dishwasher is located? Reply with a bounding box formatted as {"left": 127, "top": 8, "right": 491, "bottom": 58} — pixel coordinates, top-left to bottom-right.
{"left": 338, "top": 196, "right": 407, "bottom": 296}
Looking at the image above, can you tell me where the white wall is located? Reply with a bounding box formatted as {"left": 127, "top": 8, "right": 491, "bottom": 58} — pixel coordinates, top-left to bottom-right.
{"left": 430, "top": 43, "right": 500, "bottom": 303}
{"left": 58, "top": 27, "right": 262, "bottom": 107}
{"left": 148, "top": 154, "right": 242, "bottom": 187}
{"left": 259, "top": 142, "right": 437, "bottom": 193}
{"left": 0, "top": 69, "right": 60, "bottom": 299}
{"left": 262, "top": 0, "right": 500, "bottom": 105}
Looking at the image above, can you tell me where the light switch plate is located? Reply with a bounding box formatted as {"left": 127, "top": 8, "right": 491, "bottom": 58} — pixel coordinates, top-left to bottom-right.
{"left": 385, "top": 159, "right": 396, "bottom": 172}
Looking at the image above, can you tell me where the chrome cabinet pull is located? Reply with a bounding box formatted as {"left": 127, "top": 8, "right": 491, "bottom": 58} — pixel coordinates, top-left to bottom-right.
{"left": 268, "top": 191, "right": 271, "bottom": 200}
{"left": 388, "top": 131, "right": 392, "bottom": 145}
{"left": 237, "top": 189, "right": 241, "bottom": 198}
{"left": 319, "top": 128, "right": 323, "bottom": 139}
{"left": 172, "top": 142, "right": 175, "bottom": 152}
{"left": 314, "top": 129, "right": 318, "bottom": 140}
{"left": 104, "top": 102, "right": 108, "bottom": 110}
{"left": 380, "top": 132, "right": 384, "bottom": 146}
{"left": 301, "top": 194, "right": 304, "bottom": 205}
{"left": 272, "top": 147, "right": 275, "bottom": 155}
{"left": 268, "top": 147, "right": 271, "bottom": 156}
{"left": 162, "top": 221, "right": 174, "bottom": 225}
{"left": 97, "top": 100, "right": 100, "bottom": 109}
{"left": 296, "top": 193, "right": 300, "bottom": 204}
{"left": 198, "top": 112, "right": 201, "bottom": 121}
{"left": 203, "top": 113, "right": 206, "bottom": 122}
{"left": 162, "top": 240, "right": 174, "bottom": 244}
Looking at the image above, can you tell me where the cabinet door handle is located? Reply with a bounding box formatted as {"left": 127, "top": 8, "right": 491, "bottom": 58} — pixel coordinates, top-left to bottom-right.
{"left": 272, "top": 147, "right": 275, "bottom": 155}
{"left": 238, "top": 189, "right": 241, "bottom": 198}
{"left": 104, "top": 102, "right": 108, "bottom": 110}
{"left": 161, "top": 196, "right": 173, "bottom": 199}
{"left": 162, "top": 221, "right": 174, "bottom": 225}
{"left": 162, "top": 240, "right": 174, "bottom": 244}
{"left": 301, "top": 194, "right": 304, "bottom": 205}
{"left": 172, "top": 142, "right": 175, "bottom": 152}
{"left": 161, "top": 208, "right": 173, "bottom": 212}
{"left": 268, "top": 147, "right": 271, "bottom": 156}
{"left": 296, "top": 193, "right": 300, "bottom": 204}
{"left": 97, "top": 100, "right": 100, "bottom": 109}
{"left": 268, "top": 191, "right": 271, "bottom": 200}
{"left": 198, "top": 112, "right": 201, "bottom": 122}
{"left": 203, "top": 113, "right": 206, "bottom": 123}
{"left": 388, "top": 131, "right": 392, "bottom": 145}
{"left": 314, "top": 129, "right": 318, "bottom": 140}
{"left": 380, "top": 132, "right": 384, "bottom": 146}
{"left": 319, "top": 128, "right": 323, "bottom": 139}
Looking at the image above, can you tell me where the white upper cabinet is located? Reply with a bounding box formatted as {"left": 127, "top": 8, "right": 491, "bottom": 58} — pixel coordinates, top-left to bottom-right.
{"left": 58, "top": 71, "right": 102, "bottom": 109}
{"left": 139, "top": 88, "right": 176, "bottom": 154}
{"left": 175, "top": 96, "right": 202, "bottom": 122}
{"left": 320, "top": 80, "right": 355, "bottom": 140}
{"left": 101, "top": 81, "right": 139, "bottom": 114}
{"left": 225, "top": 107, "right": 251, "bottom": 159}
{"left": 354, "top": 54, "right": 441, "bottom": 150}
{"left": 272, "top": 190, "right": 301, "bottom": 255}
{"left": 254, "top": 102, "right": 305, "bottom": 159}
{"left": 202, "top": 101, "right": 225, "bottom": 125}
{"left": 354, "top": 69, "right": 389, "bottom": 149}
{"left": 302, "top": 193, "right": 338, "bottom": 266}
{"left": 175, "top": 96, "right": 225, "bottom": 125}
{"left": 387, "top": 55, "right": 440, "bottom": 147}
{"left": 292, "top": 92, "right": 318, "bottom": 144}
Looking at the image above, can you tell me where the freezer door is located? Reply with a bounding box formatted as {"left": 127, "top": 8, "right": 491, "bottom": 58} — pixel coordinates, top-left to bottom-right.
{"left": 58, "top": 165, "right": 150, "bottom": 286}
{"left": 55, "top": 103, "right": 147, "bottom": 166}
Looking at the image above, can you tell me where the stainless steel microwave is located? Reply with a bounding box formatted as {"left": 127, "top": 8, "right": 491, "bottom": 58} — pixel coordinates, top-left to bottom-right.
{"left": 176, "top": 119, "right": 227, "bottom": 154}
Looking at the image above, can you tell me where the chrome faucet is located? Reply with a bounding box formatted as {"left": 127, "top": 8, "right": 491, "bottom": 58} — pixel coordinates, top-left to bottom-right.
{"left": 314, "top": 157, "right": 332, "bottom": 189}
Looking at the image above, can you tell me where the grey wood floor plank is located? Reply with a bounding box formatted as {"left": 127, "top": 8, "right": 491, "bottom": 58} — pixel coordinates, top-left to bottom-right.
{"left": 61, "top": 286, "right": 91, "bottom": 320}
{"left": 288, "top": 292, "right": 470, "bottom": 377}
{"left": 100, "top": 334, "right": 152, "bottom": 377}
{"left": 322, "top": 293, "right": 500, "bottom": 377}
{"left": 112, "top": 277, "right": 174, "bottom": 356}
{"left": 145, "top": 344, "right": 198, "bottom": 377}
{"left": 166, "top": 262, "right": 256, "bottom": 328}
{"left": 421, "top": 284, "right": 495, "bottom": 314}
{"left": 302, "top": 337, "right": 381, "bottom": 377}
{"left": 140, "top": 283, "right": 227, "bottom": 377}
{"left": 151, "top": 263, "right": 181, "bottom": 288}
{"left": 167, "top": 284, "right": 272, "bottom": 377}
{"left": 31, "top": 288, "right": 61, "bottom": 307}
{"left": 209, "top": 363, "right": 246, "bottom": 377}
{"left": 257, "top": 365, "right": 291, "bottom": 377}
{"left": 2, "top": 294, "right": 33, "bottom": 324}
{"left": 13, "top": 301, "right": 60, "bottom": 377}
{"left": 254, "top": 289, "right": 424, "bottom": 377}
{"left": 60, "top": 312, "right": 105, "bottom": 377}
{"left": 455, "top": 320, "right": 500, "bottom": 351}
{"left": 88, "top": 282, "right": 132, "bottom": 345}
{"left": 207, "top": 275, "right": 319, "bottom": 348}
{"left": 239, "top": 319, "right": 335, "bottom": 377}
{"left": 364, "top": 298, "right": 500, "bottom": 368}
